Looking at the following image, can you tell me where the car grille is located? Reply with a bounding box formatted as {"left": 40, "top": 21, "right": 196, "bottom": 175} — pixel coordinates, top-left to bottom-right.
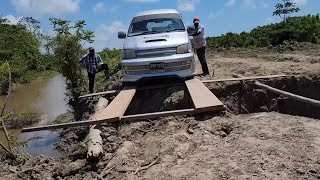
{"left": 124, "top": 61, "right": 192, "bottom": 75}
{"left": 136, "top": 47, "right": 177, "bottom": 58}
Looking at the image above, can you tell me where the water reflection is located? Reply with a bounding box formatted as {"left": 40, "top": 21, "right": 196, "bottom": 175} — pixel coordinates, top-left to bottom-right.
{"left": 0, "top": 75, "right": 69, "bottom": 157}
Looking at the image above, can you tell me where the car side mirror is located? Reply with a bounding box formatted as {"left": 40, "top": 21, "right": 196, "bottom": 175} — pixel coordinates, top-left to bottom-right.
{"left": 118, "top": 31, "right": 126, "bottom": 39}
{"left": 187, "top": 26, "right": 195, "bottom": 36}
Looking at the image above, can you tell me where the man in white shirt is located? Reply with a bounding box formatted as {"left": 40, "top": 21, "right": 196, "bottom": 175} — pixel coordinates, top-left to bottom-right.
{"left": 189, "top": 17, "right": 209, "bottom": 76}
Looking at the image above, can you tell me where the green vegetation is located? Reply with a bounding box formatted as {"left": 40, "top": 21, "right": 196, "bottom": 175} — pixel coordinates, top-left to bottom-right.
{"left": 2, "top": 112, "right": 41, "bottom": 129}
{"left": 273, "top": 0, "right": 300, "bottom": 21}
{"left": 206, "top": 14, "right": 320, "bottom": 49}
{"left": 51, "top": 112, "right": 74, "bottom": 125}
{"left": 0, "top": 17, "right": 57, "bottom": 94}
{"left": 49, "top": 18, "right": 95, "bottom": 120}
{"left": 98, "top": 48, "right": 122, "bottom": 75}
{"left": 207, "top": 15, "right": 320, "bottom": 48}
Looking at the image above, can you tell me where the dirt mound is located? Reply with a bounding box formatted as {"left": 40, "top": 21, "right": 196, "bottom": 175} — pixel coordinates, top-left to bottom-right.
{"left": 271, "top": 41, "right": 319, "bottom": 52}
{"left": 3, "top": 49, "right": 320, "bottom": 179}
{"left": 2, "top": 112, "right": 320, "bottom": 180}
{"left": 106, "top": 71, "right": 123, "bottom": 91}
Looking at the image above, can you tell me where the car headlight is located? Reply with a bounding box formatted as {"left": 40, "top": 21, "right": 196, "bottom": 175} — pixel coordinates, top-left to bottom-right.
{"left": 122, "top": 50, "right": 136, "bottom": 59}
{"left": 177, "top": 43, "right": 192, "bottom": 54}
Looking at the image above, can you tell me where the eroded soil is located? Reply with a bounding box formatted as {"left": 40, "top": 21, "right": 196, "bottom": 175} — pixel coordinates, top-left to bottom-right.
{"left": 1, "top": 49, "right": 320, "bottom": 180}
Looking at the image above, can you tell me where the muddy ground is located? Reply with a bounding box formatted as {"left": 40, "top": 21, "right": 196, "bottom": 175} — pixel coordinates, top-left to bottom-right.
{"left": 1, "top": 47, "right": 320, "bottom": 180}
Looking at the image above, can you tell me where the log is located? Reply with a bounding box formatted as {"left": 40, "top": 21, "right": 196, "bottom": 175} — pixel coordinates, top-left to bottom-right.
{"left": 201, "top": 74, "right": 287, "bottom": 83}
{"left": 86, "top": 97, "right": 109, "bottom": 160}
{"left": 93, "top": 97, "right": 109, "bottom": 114}
{"left": 234, "top": 74, "right": 320, "bottom": 107}
{"left": 87, "top": 125, "right": 104, "bottom": 159}
{"left": 21, "top": 109, "right": 196, "bottom": 132}
{"left": 122, "top": 108, "right": 195, "bottom": 122}
{"left": 79, "top": 90, "right": 119, "bottom": 99}
{"left": 255, "top": 81, "right": 320, "bottom": 107}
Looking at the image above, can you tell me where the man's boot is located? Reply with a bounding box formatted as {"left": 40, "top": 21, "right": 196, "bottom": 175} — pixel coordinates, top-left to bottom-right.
{"left": 104, "top": 70, "right": 110, "bottom": 80}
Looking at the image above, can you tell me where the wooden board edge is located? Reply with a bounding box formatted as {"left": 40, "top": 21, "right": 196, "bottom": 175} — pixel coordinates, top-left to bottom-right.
{"left": 20, "top": 109, "right": 195, "bottom": 133}
{"left": 194, "top": 105, "right": 226, "bottom": 113}
{"left": 201, "top": 74, "right": 287, "bottom": 83}
{"left": 93, "top": 87, "right": 136, "bottom": 121}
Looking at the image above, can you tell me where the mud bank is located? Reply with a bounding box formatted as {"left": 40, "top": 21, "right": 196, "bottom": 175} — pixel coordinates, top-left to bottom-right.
{"left": 2, "top": 75, "right": 320, "bottom": 180}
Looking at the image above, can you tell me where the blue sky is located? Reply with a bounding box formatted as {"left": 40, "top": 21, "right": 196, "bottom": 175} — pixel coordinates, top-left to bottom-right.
{"left": 1, "top": 0, "right": 319, "bottom": 51}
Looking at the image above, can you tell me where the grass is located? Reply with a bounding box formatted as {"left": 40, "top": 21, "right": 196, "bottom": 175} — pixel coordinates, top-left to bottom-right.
{"left": 23, "top": 70, "right": 59, "bottom": 82}
{"left": 51, "top": 112, "right": 74, "bottom": 125}
{"left": 3, "top": 112, "right": 42, "bottom": 129}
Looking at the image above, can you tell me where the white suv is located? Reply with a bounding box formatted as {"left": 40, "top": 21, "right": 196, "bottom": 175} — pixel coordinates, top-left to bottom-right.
{"left": 118, "top": 9, "right": 195, "bottom": 82}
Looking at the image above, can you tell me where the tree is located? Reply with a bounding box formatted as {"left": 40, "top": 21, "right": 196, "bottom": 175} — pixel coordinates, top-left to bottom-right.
{"left": 0, "top": 17, "right": 9, "bottom": 24}
{"left": 0, "top": 22, "right": 41, "bottom": 77}
{"left": 273, "top": 0, "right": 300, "bottom": 21}
{"left": 17, "top": 17, "right": 42, "bottom": 39}
{"left": 49, "top": 18, "right": 94, "bottom": 120}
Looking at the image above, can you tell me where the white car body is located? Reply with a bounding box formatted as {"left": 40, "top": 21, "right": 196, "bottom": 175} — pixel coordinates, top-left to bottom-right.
{"left": 118, "top": 9, "right": 195, "bottom": 82}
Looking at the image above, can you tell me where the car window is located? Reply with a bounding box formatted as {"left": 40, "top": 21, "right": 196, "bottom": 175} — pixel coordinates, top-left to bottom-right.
{"left": 128, "top": 17, "right": 185, "bottom": 36}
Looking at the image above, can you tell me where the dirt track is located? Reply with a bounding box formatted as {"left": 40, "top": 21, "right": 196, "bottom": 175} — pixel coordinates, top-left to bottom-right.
{"left": 1, "top": 49, "right": 320, "bottom": 180}
{"left": 197, "top": 50, "right": 320, "bottom": 79}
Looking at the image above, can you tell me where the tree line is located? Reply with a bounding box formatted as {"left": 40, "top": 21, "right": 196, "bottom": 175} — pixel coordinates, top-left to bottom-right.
{"left": 206, "top": 14, "right": 320, "bottom": 49}
{"left": 206, "top": 0, "right": 319, "bottom": 48}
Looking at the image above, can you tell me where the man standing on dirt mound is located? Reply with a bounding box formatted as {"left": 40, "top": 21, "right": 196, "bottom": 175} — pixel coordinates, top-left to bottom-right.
{"left": 80, "top": 47, "right": 109, "bottom": 94}
{"left": 189, "top": 17, "right": 210, "bottom": 77}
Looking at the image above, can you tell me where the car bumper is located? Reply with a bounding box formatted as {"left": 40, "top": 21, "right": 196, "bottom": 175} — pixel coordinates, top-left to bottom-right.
{"left": 121, "top": 53, "right": 195, "bottom": 82}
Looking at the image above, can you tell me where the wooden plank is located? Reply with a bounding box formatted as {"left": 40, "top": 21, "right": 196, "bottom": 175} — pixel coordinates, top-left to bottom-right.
{"left": 186, "top": 78, "right": 225, "bottom": 113}
{"left": 122, "top": 108, "right": 195, "bottom": 122}
{"left": 91, "top": 87, "right": 136, "bottom": 121}
{"left": 20, "top": 118, "right": 117, "bottom": 132}
{"left": 201, "top": 74, "right": 287, "bottom": 83}
{"left": 79, "top": 90, "right": 119, "bottom": 99}
{"left": 21, "top": 109, "right": 196, "bottom": 133}
{"left": 255, "top": 81, "right": 320, "bottom": 107}
{"left": 233, "top": 74, "right": 320, "bottom": 107}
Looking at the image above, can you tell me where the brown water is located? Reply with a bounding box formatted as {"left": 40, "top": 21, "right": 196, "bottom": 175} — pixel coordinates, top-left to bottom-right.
{"left": 0, "top": 75, "right": 69, "bottom": 157}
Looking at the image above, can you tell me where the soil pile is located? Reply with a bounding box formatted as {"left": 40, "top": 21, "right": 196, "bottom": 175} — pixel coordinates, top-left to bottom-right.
{"left": 2, "top": 112, "right": 320, "bottom": 179}
{"left": 2, "top": 48, "right": 320, "bottom": 179}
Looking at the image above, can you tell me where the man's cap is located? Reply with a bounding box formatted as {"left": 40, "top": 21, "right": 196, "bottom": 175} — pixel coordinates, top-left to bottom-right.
{"left": 88, "top": 47, "right": 94, "bottom": 51}
{"left": 193, "top": 17, "right": 200, "bottom": 23}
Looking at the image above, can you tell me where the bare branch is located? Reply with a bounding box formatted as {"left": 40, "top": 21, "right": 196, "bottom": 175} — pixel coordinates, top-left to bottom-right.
{"left": 1, "top": 60, "right": 12, "bottom": 151}
{"left": 0, "top": 140, "right": 15, "bottom": 158}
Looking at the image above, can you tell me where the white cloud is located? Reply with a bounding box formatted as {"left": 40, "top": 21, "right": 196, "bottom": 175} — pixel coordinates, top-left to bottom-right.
{"left": 93, "top": 2, "right": 106, "bottom": 12}
{"left": 260, "top": 1, "right": 268, "bottom": 8}
{"left": 208, "top": 9, "right": 225, "bottom": 19}
{"left": 242, "top": 0, "right": 268, "bottom": 9}
{"left": 243, "top": 0, "right": 256, "bottom": 9}
{"left": 11, "top": 0, "right": 80, "bottom": 16}
{"left": 293, "top": 0, "right": 307, "bottom": 6}
{"left": 93, "top": 21, "right": 127, "bottom": 51}
{"left": 225, "top": 0, "right": 236, "bottom": 7}
{"left": 3, "top": 14, "right": 22, "bottom": 25}
{"left": 177, "top": 0, "right": 200, "bottom": 12}
{"left": 93, "top": 2, "right": 118, "bottom": 13}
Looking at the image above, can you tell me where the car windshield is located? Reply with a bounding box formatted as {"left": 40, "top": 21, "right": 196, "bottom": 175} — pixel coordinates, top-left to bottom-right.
{"left": 128, "top": 14, "right": 185, "bottom": 36}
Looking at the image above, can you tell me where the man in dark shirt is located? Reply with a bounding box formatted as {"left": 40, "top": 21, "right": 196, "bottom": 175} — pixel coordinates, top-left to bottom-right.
{"left": 80, "top": 47, "right": 109, "bottom": 93}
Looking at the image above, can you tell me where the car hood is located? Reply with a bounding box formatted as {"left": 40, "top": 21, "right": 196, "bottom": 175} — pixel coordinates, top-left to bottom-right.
{"left": 123, "top": 32, "right": 189, "bottom": 50}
